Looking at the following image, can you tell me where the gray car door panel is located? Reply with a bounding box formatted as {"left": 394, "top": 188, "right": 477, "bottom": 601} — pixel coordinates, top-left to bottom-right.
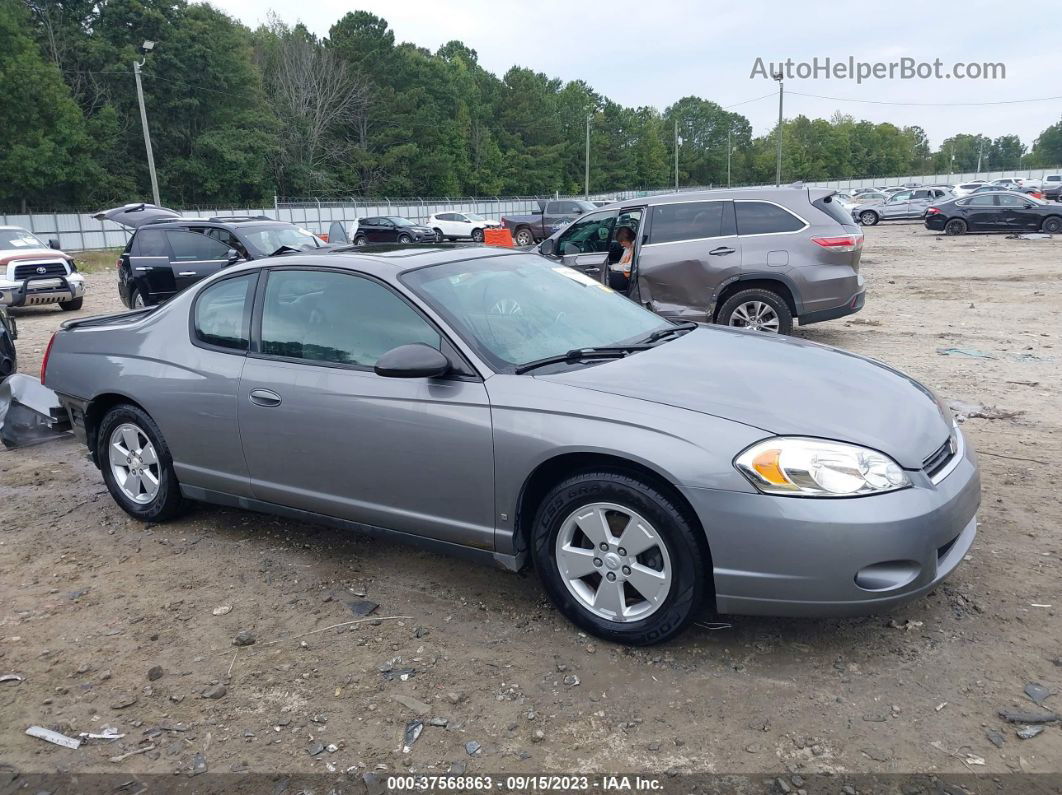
{"left": 237, "top": 360, "right": 496, "bottom": 548}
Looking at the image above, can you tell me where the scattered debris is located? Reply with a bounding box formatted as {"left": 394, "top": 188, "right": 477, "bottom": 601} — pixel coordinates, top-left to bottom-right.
{"left": 212, "top": 605, "right": 232, "bottom": 616}
{"left": 201, "top": 684, "right": 227, "bottom": 700}
{"left": 985, "top": 728, "right": 1005, "bottom": 748}
{"left": 81, "top": 728, "right": 124, "bottom": 742}
{"left": 25, "top": 726, "right": 81, "bottom": 749}
{"left": 307, "top": 742, "right": 325, "bottom": 756}
{"left": 948, "top": 399, "right": 1024, "bottom": 422}
{"left": 936, "top": 347, "right": 995, "bottom": 359}
{"left": 0, "top": 674, "right": 22, "bottom": 684}
{"left": 382, "top": 668, "right": 416, "bottom": 682}
{"left": 147, "top": 665, "right": 163, "bottom": 681}
{"left": 110, "top": 743, "right": 155, "bottom": 762}
{"left": 232, "top": 630, "right": 256, "bottom": 647}
{"left": 363, "top": 772, "right": 386, "bottom": 795}
{"left": 348, "top": 600, "right": 379, "bottom": 617}
{"left": 929, "top": 740, "right": 985, "bottom": 767}
{"left": 998, "top": 709, "right": 1061, "bottom": 724}
{"left": 1024, "top": 682, "right": 1052, "bottom": 706}
{"left": 562, "top": 674, "right": 580, "bottom": 687}
{"left": 1005, "top": 233, "right": 1054, "bottom": 240}
{"left": 110, "top": 695, "right": 137, "bottom": 710}
{"left": 0, "top": 374, "right": 71, "bottom": 448}
{"left": 391, "top": 694, "right": 431, "bottom": 715}
{"left": 1017, "top": 725, "right": 1045, "bottom": 740}
{"left": 465, "top": 740, "right": 482, "bottom": 756}
{"left": 190, "top": 751, "right": 208, "bottom": 775}
{"left": 429, "top": 717, "right": 449, "bottom": 728}
{"left": 402, "top": 720, "right": 423, "bottom": 753}
{"left": 887, "top": 619, "right": 923, "bottom": 631}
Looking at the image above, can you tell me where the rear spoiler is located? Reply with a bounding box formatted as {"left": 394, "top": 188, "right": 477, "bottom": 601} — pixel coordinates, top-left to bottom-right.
{"left": 60, "top": 306, "right": 158, "bottom": 330}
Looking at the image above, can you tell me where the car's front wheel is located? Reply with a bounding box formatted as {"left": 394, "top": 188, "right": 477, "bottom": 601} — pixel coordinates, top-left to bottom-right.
{"left": 531, "top": 470, "right": 708, "bottom": 645}
{"left": 859, "top": 210, "right": 879, "bottom": 226}
{"left": 97, "top": 404, "right": 187, "bottom": 522}
{"left": 717, "top": 288, "right": 793, "bottom": 335}
{"left": 1041, "top": 216, "right": 1062, "bottom": 234}
{"left": 471, "top": 228, "right": 484, "bottom": 243}
{"left": 58, "top": 297, "right": 83, "bottom": 311}
{"left": 397, "top": 233, "right": 412, "bottom": 244}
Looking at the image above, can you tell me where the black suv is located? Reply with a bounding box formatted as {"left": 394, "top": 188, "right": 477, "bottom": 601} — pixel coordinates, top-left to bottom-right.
{"left": 353, "top": 216, "right": 438, "bottom": 245}
{"left": 117, "top": 217, "right": 325, "bottom": 308}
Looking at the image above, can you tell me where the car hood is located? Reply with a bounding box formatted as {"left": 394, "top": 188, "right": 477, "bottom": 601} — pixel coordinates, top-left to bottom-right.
{"left": 0, "top": 247, "right": 71, "bottom": 265}
{"left": 539, "top": 327, "right": 951, "bottom": 468}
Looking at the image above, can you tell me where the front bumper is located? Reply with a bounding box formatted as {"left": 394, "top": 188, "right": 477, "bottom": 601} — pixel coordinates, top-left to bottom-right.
{"left": 684, "top": 430, "right": 980, "bottom": 617}
{"left": 0, "top": 274, "right": 86, "bottom": 307}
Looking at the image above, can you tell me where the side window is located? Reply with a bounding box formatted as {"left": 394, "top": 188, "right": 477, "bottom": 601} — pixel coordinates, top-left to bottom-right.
{"left": 166, "top": 230, "right": 232, "bottom": 262}
{"left": 194, "top": 274, "right": 256, "bottom": 351}
{"left": 260, "top": 270, "right": 441, "bottom": 367}
{"left": 133, "top": 228, "right": 169, "bottom": 257}
{"left": 454, "top": 214, "right": 468, "bottom": 222}
{"left": 544, "top": 202, "right": 561, "bottom": 215}
{"left": 555, "top": 210, "right": 616, "bottom": 255}
{"left": 996, "top": 194, "right": 1022, "bottom": 207}
{"left": 648, "top": 202, "right": 725, "bottom": 244}
{"left": 913, "top": 190, "right": 931, "bottom": 200}
{"left": 203, "top": 227, "right": 243, "bottom": 253}
{"left": 888, "top": 191, "right": 912, "bottom": 202}
{"left": 735, "top": 201, "right": 805, "bottom": 236}
{"left": 968, "top": 195, "right": 994, "bottom": 206}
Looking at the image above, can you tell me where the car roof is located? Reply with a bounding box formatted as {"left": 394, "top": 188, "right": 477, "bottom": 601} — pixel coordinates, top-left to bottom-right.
{"left": 605, "top": 186, "right": 837, "bottom": 207}
{"left": 136, "top": 219, "right": 299, "bottom": 231}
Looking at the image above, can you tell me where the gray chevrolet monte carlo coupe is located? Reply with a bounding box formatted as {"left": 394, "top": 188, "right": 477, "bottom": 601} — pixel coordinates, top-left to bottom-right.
{"left": 43, "top": 246, "right": 980, "bottom": 645}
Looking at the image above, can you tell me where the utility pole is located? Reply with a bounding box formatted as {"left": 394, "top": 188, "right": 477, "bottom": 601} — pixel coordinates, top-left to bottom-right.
{"left": 584, "top": 113, "right": 591, "bottom": 200}
{"left": 772, "top": 70, "right": 784, "bottom": 187}
{"left": 976, "top": 139, "right": 985, "bottom": 174}
{"left": 674, "top": 118, "right": 679, "bottom": 191}
{"left": 727, "top": 127, "right": 733, "bottom": 188}
{"left": 134, "top": 41, "right": 161, "bottom": 206}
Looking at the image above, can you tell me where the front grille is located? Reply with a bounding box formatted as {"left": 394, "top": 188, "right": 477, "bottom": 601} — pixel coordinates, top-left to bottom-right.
{"left": 923, "top": 436, "right": 955, "bottom": 479}
{"left": 13, "top": 261, "right": 68, "bottom": 280}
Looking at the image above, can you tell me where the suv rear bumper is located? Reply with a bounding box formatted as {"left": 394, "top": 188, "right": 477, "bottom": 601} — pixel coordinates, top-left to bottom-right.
{"left": 798, "top": 289, "right": 865, "bottom": 325}
{"left": 0, "top": 274, "right": 86, "bottom": 307}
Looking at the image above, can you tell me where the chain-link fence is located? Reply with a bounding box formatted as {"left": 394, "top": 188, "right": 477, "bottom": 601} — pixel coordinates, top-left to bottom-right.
{"left": 6, "top": 166, "right": 1058, "bottom": 252}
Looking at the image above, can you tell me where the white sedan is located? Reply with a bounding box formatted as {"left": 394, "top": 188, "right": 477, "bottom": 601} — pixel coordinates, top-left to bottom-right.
{"left": 428, "top": 212, "right": 501, "bottom": 242}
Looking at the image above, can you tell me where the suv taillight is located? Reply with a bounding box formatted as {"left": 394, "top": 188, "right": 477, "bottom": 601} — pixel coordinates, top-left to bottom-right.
{"left": 41, "top": 332, "right": 57, "bottom": 385}
{"left": 811, "top": 234, "right": 863, "bottom": 253}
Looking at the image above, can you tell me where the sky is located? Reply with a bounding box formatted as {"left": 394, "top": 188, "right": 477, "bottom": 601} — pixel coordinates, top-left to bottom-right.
{"left": 210, "top": 0, "right": 1061, "bottom": 150}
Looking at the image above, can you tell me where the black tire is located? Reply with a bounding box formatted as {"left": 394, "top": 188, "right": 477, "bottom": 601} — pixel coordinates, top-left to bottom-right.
{"left": 858, "top": 210, "right": 879, "bottom": 226}
{"left": 97, "top": 404, "right": 187, "bottom": 522}
{"left": 58, "top": 297, "right": 84, "bottom": 311}
{"left": 354, "top": 235, "right": 368, "bottom": 246}
{"left": 129, "top": 287, "right": 149, "bottom": 309}
{"left": 531, "top": 470, "right": 708, "bottom": 645}
{"left": 432, "top": 228, "right": 443, "bottom": 242}
{"left": 397, "top": 233, "right": 412, "bottom": 244}
{"left": 717, "top": 288, "right": 793, "bottom": 335}
{"left": 471, "top": 228, "right": 484, "bottom": 243}
{"left": 1041, "top": 216, "right": 1062, "bottom": 234}
{"left": 514, "top": 227, "right": 535, "bottom": 247}
{"left": 944, "top": 218, "right": 967, "bottom": 236}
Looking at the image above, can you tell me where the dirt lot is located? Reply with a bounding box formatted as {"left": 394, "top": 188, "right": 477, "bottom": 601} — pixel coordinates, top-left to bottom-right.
{"left": 1, "top": 223, "right": 1060, "bottom": 787}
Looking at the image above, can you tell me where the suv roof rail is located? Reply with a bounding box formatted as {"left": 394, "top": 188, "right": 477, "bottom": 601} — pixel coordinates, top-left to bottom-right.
{"left": 207, "top": 215, "right": 273, "bottom": 223}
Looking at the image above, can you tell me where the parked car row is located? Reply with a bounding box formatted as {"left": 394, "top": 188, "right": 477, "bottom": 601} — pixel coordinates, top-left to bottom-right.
{"left": 924, "top": 191, "right": 1062, "bottom": 235}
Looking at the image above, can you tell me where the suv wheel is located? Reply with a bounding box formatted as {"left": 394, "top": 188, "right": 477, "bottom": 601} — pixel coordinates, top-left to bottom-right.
{"left": 354, "top": 235, "right": 368, "bottom": 246}
{"left": 531, "top": 471, "right": 707, "bottom": 645}
{"left": 471, "top": 228, "right": 484, "bottom": 243}
{"left": 858, "top": 210, "right": 879, "bottom": 226}
{"left": 97, "top": 404, "right": 187, "bottom": 522}
{"left": 514, "top": 227, "right": 534, "bottom": 247}
{"left": 397, "top": 233, "right": 412, "bottom": 244}
{"left": 432, "top": 228, "right": 444, "bottom": 242}
{"left": 944, "top": 218, "right": 967, "bottom": 236}
{"left": 717, "top": 288, "right": 793, "bottom": 335}
{"left": 58, "top": 297, "right": 83, "bottom": 311}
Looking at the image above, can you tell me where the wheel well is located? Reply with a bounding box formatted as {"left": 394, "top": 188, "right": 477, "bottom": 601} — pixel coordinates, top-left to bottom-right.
{"left": 84, "top": 393, "right": 148, "bottom": 467}
{"left": 713, "top": 279, "right": 797, "bottom": 321}
{"left": 514, "top": 452, "right": 714, "bottom": 603}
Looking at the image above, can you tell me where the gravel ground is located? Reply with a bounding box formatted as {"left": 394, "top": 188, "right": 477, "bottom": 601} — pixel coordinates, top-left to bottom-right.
{"left": 1, "top": 223, "right": 1060, "bottom": 784}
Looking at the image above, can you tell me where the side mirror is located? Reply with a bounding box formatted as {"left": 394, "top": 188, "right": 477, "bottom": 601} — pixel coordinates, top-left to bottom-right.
{"left": 226, "top": 248, "right": 241, "bottom": 264}
{"left": 538, "top": 238, "right": 555, "bottom": 257}
{"left": 48, "top": 239, "right": 61, "bottom": 250}
{"left": 374, "top": 344, "right": 450, "bottom": 379}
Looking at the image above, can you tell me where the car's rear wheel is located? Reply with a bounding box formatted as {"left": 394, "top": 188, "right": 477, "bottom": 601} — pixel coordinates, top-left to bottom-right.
{"left": 944, "top": 218, "right": 967, "bottom": 236}
{"left": 97, "top": 404, "right": 187, "bottom": 522}
{"left": 531, "top": 470, "right": 708, "bottom": 645}
{"left": 859, "top": 210, "right": 879, "bottom": 226}
{"left": 717, "top": 288, "right": 793, "bottom": 335}
{"left": 472, "top": 228, "right": 484, "bottom": 243}
{"left": 58, "top": 297, "right": 83, "bottom": 311}
{"left": 397, "top": 233, "right": 412, "bottom": 244}
{"left": 514, "top": 227, "right": 534, "bottom": 247}
{"left": 1041, "top": 216, "right": 1062, "bottom": 234}
{"left": 354, "top": 235, "right": 368, "bottom": 246}
{"left": 130, "top": 288, "right": 147, "bottom": 308}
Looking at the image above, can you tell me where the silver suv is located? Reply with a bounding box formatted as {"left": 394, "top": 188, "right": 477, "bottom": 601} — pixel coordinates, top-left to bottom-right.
{"left": 538, "top": 187, "right": 864, "bottom": 335}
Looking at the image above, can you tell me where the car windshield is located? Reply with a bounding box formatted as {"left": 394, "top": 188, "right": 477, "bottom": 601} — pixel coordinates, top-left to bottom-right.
{"left": 403, "top": 254, "right": 670, "bottom": 372}
{"left": 389, "top": 217, "right": 416, "bottom": 227}
{"left": 0, "top": 228, "right": 47, "bottom": 249}
{"left": 240, "top": 225, "right": 323, "bottom": 256}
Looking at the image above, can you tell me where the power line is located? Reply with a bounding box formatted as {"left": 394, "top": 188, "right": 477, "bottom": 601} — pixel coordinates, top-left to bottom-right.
{"left": 788, "top": 90, "right": 1062, "bottom": 108}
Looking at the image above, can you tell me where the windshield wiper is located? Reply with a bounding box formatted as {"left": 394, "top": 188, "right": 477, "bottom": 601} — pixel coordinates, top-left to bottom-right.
{"left": 638, "top": 320, "right": 699, "bottom": 345}
{"left": 514, "top": 345, "right": 651, "bottom": 375}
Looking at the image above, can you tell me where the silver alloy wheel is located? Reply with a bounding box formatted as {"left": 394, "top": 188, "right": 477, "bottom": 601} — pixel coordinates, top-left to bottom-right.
{"left": 515, "top": 229, "right": 533, "bottom": 246}
{"left": 555, "top": 502, "right": 672, "bottom": 623}
{"left": 729, "top": 300, "right": 780, "bottom": 333}
{"left": 860, "top": 211, "right": 877, "bottom": 225}
{"left": 108, "top": 423, "right": 160, "bottom": 505}
{"left": 132, "top": 291, "right": 145, "bottom": 308}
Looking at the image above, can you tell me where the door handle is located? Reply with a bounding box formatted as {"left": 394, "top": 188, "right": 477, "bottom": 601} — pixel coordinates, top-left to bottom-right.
{"left": 709, "top": 247, "right": 736, "bottom": 256}
{"left": 583, "top": 267, "right": 601, "bottom": 274}
{"left": 248, "top": 388, "right": 282, "bottom": 407}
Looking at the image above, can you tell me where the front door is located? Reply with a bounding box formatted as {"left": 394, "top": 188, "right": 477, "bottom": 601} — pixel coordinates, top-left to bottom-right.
{"left": 995, "top": 193, "right": 1037, "bottom": 230}
{"left": 164, "top": 229, "right": 233, "bottom": 292}
{"left": 237, "top": 267, "right": 496, "bottom": 549}
{"left": 549, "top": 209, "right": 618, "bottom": 280}
{"left": 636, "top": 199, "right": 740, "bottom": 321}
{"left": 880, "top": 191, "right": 912, "bottom": 219}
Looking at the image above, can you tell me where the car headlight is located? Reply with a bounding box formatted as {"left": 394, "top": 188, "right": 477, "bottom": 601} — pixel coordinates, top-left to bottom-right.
{"left": 735, "top": 438, "right": 910, "bottom": 497}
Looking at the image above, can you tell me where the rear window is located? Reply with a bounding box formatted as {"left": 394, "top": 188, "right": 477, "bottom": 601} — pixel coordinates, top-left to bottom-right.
{"left": 814, "top": 195, "right": 857, "bottom": 227}
{"left": 735, "top": 201, "right": 805, "bottom": 235}
{"left": 133, "top": 228, "right": 169, "bottom": 257}
{"left": 648, "top": 201, "right": 726, "bottom": 244}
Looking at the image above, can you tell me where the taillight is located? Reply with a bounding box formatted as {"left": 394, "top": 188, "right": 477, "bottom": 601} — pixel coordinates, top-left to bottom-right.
{"left": 811, "top": 234, "right": 863, "bottom": 253}
{"left": 41, "top": 332, "right": 57, "bottom": 385}
{"left": 926, "top": 207, "right": 940, "bottom": 215}
{"left": 116, "top": 257, "right": 122, "bottom": 269}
